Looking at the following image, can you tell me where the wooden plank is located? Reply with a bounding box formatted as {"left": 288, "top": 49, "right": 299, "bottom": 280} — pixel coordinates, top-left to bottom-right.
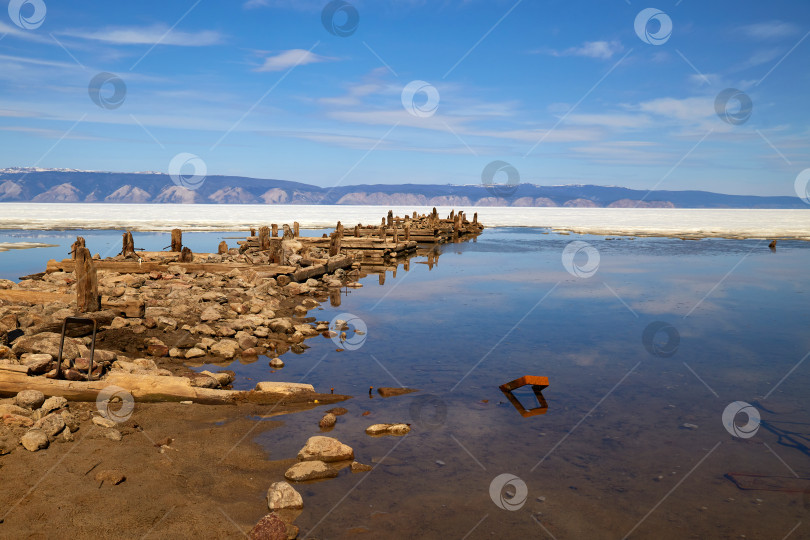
{"left": 47, "top": 259, "right": 297, "bottom": 276}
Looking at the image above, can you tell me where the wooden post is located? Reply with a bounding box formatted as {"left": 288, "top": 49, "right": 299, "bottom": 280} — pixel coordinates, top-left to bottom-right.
{"left": 179, "top": 247, "right": 193, "bottom": 263}
{"left": 405, "top": 224, "right": 410, "bottom": 241}
{"left": 329, "top": 288, "right": 341, "bottom": 307}
{"left": 259, "top": 226, "right": 270, "bottom": 251}
{"left": 379, "top": 272, "right": 385, "bottom": 286}
{"left": 293, "top": 222, "right": 300, "bottom": 238}
{"left": 413, "top": 211, "right": 417, "bottom": 219}
{"left": 70, "top": 237, "right": 86, "bottom": 260}
{"left": 75, "top": 247, "right": 99, "bottom": 313}
{"left": 282, "top": 224, "right": 294, "bottom": 240}
{"left": 329, "top": 232, "right": 342, "bottom": 256}
{"left": 393, "top": 226, "right": 399, "bottom": 243}
{"left": 250, "top": 228, "right": 256, "bottom": 236}
{"left": 268, "top": 238, "right": 282, "bottom": 264}
{"left": 171, "top": 229, "right": 182, "bottom": 252}
{"left": 379, "top": 225, "right": 386, "bottom": 240}
{"left": 354, "top": 224, "right": 360, "bottom": 238}
{"left": 473, "top": 212, "right": 478, "bottom": 226}
{"left": 122, "top": 232, "right": 134, "bottom": 256}
{"left": 336, "top": 221, "right": 344, "bottom": 238}
{"left": 453, "top": 214, "right": 460, "bottom": 242}
{"left": 272, "top": 224, "right": 278, "bottom": 237}
{"left": 387, "top": 210, "right": 393, "bottom": 227}
{"left": 218, "top": 241, "right": 228, "bottom": 255}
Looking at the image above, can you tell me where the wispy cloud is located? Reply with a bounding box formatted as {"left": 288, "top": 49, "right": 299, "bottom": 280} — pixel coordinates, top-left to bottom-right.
{"left": 740, "top": 21, "right": 800, "bottom": 40}
{"left": 538, "top": 40, "right": 625, "bottom": 60}
{"left": 57, "top": 25, "right": 223, "bottom": 46}
{"left": 255, "top": 49, "right": 336, "bottom": 72}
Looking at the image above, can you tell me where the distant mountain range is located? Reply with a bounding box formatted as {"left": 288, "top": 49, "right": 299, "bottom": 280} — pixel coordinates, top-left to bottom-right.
{"left": 0, "top": 168, "right": 804, "bottom": 208}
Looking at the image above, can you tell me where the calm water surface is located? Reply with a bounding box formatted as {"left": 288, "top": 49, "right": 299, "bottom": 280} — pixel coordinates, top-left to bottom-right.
{"left": 1, "top": 228, "right": 809, "bottom": 539}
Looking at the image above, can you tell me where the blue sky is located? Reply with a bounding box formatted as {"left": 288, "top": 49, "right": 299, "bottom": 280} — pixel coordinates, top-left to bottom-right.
{"left": 0, "top": 0, "right": 808, "bottom": 196}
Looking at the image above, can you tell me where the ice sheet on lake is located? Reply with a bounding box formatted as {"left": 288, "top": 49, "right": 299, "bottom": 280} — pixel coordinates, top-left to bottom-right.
{"left": 0, "top": 241, "right": 59, "bottom": 252}
{"left": 0, "top": 203, "right": 808, "bottom": 240}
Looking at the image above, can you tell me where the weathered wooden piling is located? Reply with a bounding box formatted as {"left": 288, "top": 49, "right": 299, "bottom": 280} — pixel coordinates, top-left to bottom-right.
{"left": 283, "top": 224, "right": 294, "bottom": 240}
{"left": 122, "top": 232, "right": 135, "bottom": 256}
{"left": 293, "top": 222, "right": 300, "bottom": 238}
{"left": 272, "top": 224, "right": 278, "bottom": 237}
{"left": 259, "top": 226, "right": 270, "bottom": 251}
{"left": 75, "top": 247, "right": 99, "bottom": 313}
{"left": 218, "top": 241, "right": 228, "bottom": 255}
{"left": 387, "top": 210, "right": 393, "bottom": 227}
{"left": 70, "top": 237, "right": 86, "bottom": 260}
{"left": 179, "top": 247, "right": 193, "bottom": 263}
{"left": 171, "top": 229, "right": 182, "bottom": 252}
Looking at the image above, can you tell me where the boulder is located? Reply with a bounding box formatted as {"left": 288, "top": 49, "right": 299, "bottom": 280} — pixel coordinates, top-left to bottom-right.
{"left": 24, "top": 353, "right": 53, "bottom": 374}
{"left": 200, "top": 307, "right": 221, "bottom": 322}
{"left": 35, "top": 413, "right": 66, "bottom": 438}
{"left": 12, "top": 332, "right": 81, "bottom": 362}
{"left": 365, "top": 423, "right": 411, "bottom": 436}
{"left": 268, "top": 318, "right": 293, "bottom": 334}
{"left": 248, "top": 514, "right": 287, "bottom": 540}
{"left": 210, "top": 339, "right": 239, "bottom": 359}
{"left": 15, "top": 389, "right": 45, "bottom": 410}
{"left": 185, "top": 347, "right": 206, "bottom": 359}
{"left": 254, "top": 381, "right": 314, "bottom": 395}
{"left": 284, "top": 460, "right": 338, "bottom": 482}
{"left": 41, "top": 396, "right": 68, "bottom": 414}
{"left": 266, "top": 481, "right": 303, "bottom": 510}
{"left": 201, "top": 370, "right": 233, "bottom": 387}
{"left": 21, "top": 429, "right": 49, "bottom": 452}
{"left": 269, "top": 358, "right": 284, "bottom": 368}
{"left": 319, "top": 413, "right": 336, "bottom": 429}
{"left": 297, "top": 436, "right": 354, "bottom": 462}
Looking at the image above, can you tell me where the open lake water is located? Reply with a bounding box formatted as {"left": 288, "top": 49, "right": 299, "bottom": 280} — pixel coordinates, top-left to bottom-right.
{"left": 1, "top": 226, "right": 808, "bottom": 539}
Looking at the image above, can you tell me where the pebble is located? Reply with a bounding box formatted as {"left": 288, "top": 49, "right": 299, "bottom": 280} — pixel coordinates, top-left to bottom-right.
{"left": 269, "top": 357, "right": 284, "bottom": 368}
{"left": 681, "top": 423, "right": 699, "bottom": 430}
{"left": 20, "top": 429, "right": 49, "bottom": 452}
{"left": 537, "top": 496, "right": 546, "bottom": 502}
{"left": 93, "top": 416, "right": 117, "bottom": 429}
{"left": 435, "top": 460, "right": 445, "bottom": 466}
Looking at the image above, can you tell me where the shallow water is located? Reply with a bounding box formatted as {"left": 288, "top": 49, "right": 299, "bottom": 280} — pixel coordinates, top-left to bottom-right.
{"left": 2, "top": 228, "right": 809, "bottom": 538}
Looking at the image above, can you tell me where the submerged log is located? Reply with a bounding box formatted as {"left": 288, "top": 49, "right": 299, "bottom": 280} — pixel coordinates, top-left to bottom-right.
{"left": 171, "top": 229, "right": 182, "bottom": 252}
{"left": 75, "top": 247, "right": 99, "bottom": 313}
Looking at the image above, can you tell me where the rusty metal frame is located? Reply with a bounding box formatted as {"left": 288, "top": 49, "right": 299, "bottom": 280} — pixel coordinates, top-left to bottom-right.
{"left": 499, "top": 375, "right": 549, "bottom": 417}
{"left": 55, "top": 317, "right": 97, "bottom": 381}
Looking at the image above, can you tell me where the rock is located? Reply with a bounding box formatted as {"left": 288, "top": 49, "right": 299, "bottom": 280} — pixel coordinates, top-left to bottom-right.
{"left": 41, "top": 396, "right": 68, "bottom": 414}
{"left": 185, "top": 347, "right": 205, "bottom": 359}
{"left": 297, "top": 436, "right": 354, "bottom": 462}
{"left": 319, "top": 413, "right": 336, "bottom": 429}
{"left": 23, "top": 353, "right": 53, "bottom": 374}
{"left": 201, "top": 307, "right": 221, "bottom": 322}
{"left": 191, "top": 375, "right": 218, "bottom": 388}
{"left": 102, "top": 428, "right": 123, "bottom": 441}
{"left": 202, "top": 370, "right": 234, "bottom": 387}
{"left": 3, "top": 414, "right": 34, "bottom": 428}
{"left": 93, "top": 416, "right": 117, "bottom": 429}
{"left": 0, "top": 403, "right": 31, "bottom": 416}
{"left": 216, "top": 326, "right": 237, "bottom": 337}
{"left": 133, "top": 358, "right": 158, "bottom": 370}
{"left": 681, "top": 423, "right": 699, "bottom": 430}
{"left": 255, "top": 381, "right": 314, "bottom": 395}
{"left": 268, "top": 318, "right": 293, "bottom": 334}
{"left": 237, "top": 332, "right": 258, "bottom": 350}
{"left": 169, "top": 348, "right": 182, "bottom": 358}
{"left": 377, "top": 387, "right": 418, "bottom": 398}
{"left": 146, "top": 343, "right": 169, "bottom": 357}
{"left": 351, "top": 461, "right": 373, "bottom": 472}
{"left": 326, "top": 407, "right": 349, "bottom": 416}
{"left": 248, "top": 513, "right": 287, "bottom": 540}
{"left": 285, "top": 460, "right": 338, "bottom": 482}
{"left": 210, "top": 339, "right": 239, "bottom": 359}
{"left": 21, "top": 429, "right": 49, "bottom": 451}
{"left": 109, "top": 317, "right": 127, "bottom": 329}
{"left": 15, "top": 389, "right": 45, "bottom": 410}
{"left": 95, "top": 469, "right": 126, "bottom": 485}
{"left": 61, "top": 411, "right": 80, "bottom": 432}
{"left": 276, "top": 275, "right": 291, "bottom": 287}
{"left": 35, "top": 413, "right": 66, "bottom": 438}
{"left": 266, "top": 481, "right": 303, "bottom": 510}
{"left": 12, "top": 332, "right": 80, "bottom": 362}
{"left": 269, "top": 357, "right": 284, "bottom": 368}
{"left": 365, "top": 423, "right": 411, "bottom": 436}
{"left": 0, "top": 344, "right": 14, "bottom": 359}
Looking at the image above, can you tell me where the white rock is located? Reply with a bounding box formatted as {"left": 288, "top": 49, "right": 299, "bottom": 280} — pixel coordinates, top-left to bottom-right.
{"left": 297, "top": 436, "right": 354, "bottom": 462}
{"left": 266, "top": 481, "right": 303, "bottom": 510}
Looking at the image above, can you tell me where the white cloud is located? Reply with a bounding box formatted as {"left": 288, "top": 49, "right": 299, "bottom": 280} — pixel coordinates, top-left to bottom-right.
{"left": 57, "top": 25, "right": 223, "bottom": 46}
{"left": 542, "top": 40, "right": 624, "bottom": 60}
{"left": 255, "top": 49, "right": 336, "bottom": 72}
{"left": 740, "top": 21, "right": 800, "bottom": 40}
